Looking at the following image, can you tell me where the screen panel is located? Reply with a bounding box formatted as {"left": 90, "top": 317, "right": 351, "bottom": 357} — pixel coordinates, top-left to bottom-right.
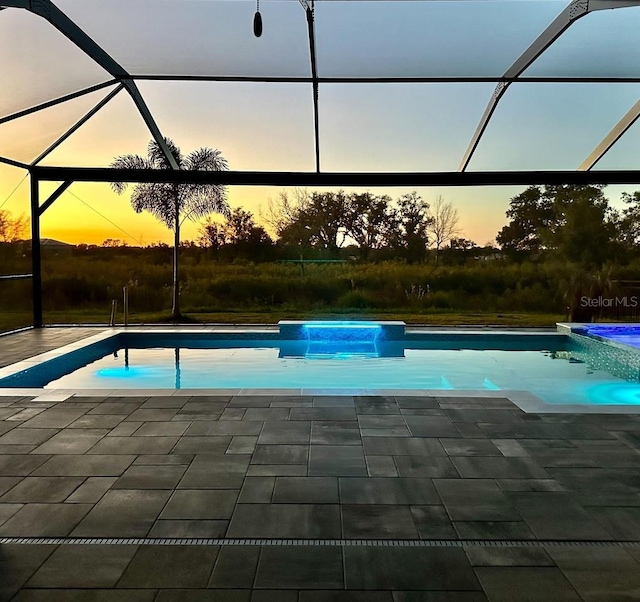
{"left": 466, "top": 83, "right": 640, "bottom": 171}
{"left": 315, "top": 0, "right": 566, "bottom": 78}
{"left": 318, "top": 82, "right": 495, "bottom": 172}
{"left": 55, "top": 0, "right": 312, "bottom": 78}
{"left": 0, "top": 7, "right": 111, "bottom": 118}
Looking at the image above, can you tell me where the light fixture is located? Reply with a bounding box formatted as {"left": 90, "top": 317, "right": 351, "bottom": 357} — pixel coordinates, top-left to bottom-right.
{"left": 253, "top": 0, "right": 262, "bottom": 37}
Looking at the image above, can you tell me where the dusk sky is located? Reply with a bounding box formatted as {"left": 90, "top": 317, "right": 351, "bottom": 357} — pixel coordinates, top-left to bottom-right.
{"left": 1, "top": 0, "right": 640, "bottom": 246}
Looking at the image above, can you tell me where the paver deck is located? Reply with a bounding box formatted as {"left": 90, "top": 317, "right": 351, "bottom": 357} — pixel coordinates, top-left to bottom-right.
{"left": 1, "top": 328, "right": 640, "bottom": 600}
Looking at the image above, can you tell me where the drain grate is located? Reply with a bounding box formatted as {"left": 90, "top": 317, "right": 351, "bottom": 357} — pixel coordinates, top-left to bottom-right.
{"left": 1, "top": 537, "right": 639, "bottom": 547}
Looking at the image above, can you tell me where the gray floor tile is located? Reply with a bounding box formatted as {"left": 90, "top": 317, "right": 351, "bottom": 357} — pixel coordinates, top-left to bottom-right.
{"left": 88, "top": 401, "right": 144, "bottom": 415}
{"left": 496, "top": 479, "right": 565, "bottom": 493}
{"left": 113, "top": 465, "right": 187, "bottom": 489}
{"left": 141, "top": 397, "right": 188, "bottom": 409}
{"left": 117, "top": 545, "right": 220, "bottom": 588}
{"left": 464, "top": 546, "right": 554, "bottom": 567}
{"left": 507, "top": 492, "right": 613, "bottom": 540}
{"left": 160, "top": 489, "right": 238, "bottom": 519}
{"left": 547, "top": 546, "right": 640, "bottom": 601}
{"left": 87, "top": 436, "right": 179, "bottom": 455}
{"left": 0, "top": 475, "right": 24, "bottom": 496}
{"left": 0, "top": 476, "right": 84, "bottom": 502}
{"left": 362, "top": 436, "right": 445, "bottom": 456}
{"left": 315, "top": 396, "right": 355, "bottom": 407}
{"left": 290, "top": 408, "right": 357, "bottom": 421}
{"left": 32, "top": 454, "right": 135, "bottom": 476}
{"left": 244, "top": 408, "right": 290, "bottom": 421}
{"left": 300, "top": 593, "right": 393, "bottom": 602}
{"left": 254, "top": 546, "right": 344, "bottom": 589}
{"left": 31, "top": 429, "right": 107, "bottom": 454}
{"left": 148, "top": 519, "right": 228, "bottom": 537}
{"left": 454, "top": 521, "right": 536, "bottom": 540}
{"left": 156, "top": 592, "right": 250, "bottom": 602}
{"left": 238, "top": 476, "right": 275, "bottom": 503}
{"left": 107, "top": 422, "right": 143, "bottom": 437}
{"left": 340, "top": 477, "right": 441, "bottom": 504}
{"left": 132, "top": 421, "right": 189, "bottom": 436}
{"left": 220, "top": 407, "right": 247, "bottom": 420}
{"left": 26, "top": 544, "right": 138, "bottom": 588}
{"left": 434, "top": 479, "right": 520, "bottom": 521}
{"left": 444, "top": 409, "right": 523, "bottom": 424}
{"left": 252, "top": 444, "right": 308, "bottom": 465}
{"left": 587, "top": 506, "right": 640, "bottom": 540}
{"left": 356, "top": 396, "right": 401, "bottom": 413}
{"left": 273, "top": 476, "right": 339, "bottom": 503}
{"left": 0, "top": 502, "right": 92, "bottom": 536}
{"left": 342, "top": 504, "right": 419, "bottom": 538}
{"left": 475, "top": 567, "right": 581, "bottom": 601}
{"left": 404, "top": 416, "right": 460, "bottom": 438}
{"left": 311, "top": 421, "right": 361, "bottom": 445}
{"left": 247, "top": 464, "right": 307, "bottom": 476}
{"left": 410, "top": 505, "right": 458, "bottom": 539}
{"left": 227, "top": 436, "right": 258, "bottom": 454}
{"left": 258, "top": 421, "right": 311, "bottom": 444}
{"left": 20, "top": 407, "right": 87, "bottom": 428}
{"left": 72, "top": 489, "right": 171, "bottom": 536}
{"left": 452, "top": 457, "right": 549, "bottom": 479}
{"left": 228, "top": 396, "right": 272, "bottom": 408}
{"left": 68, "top": 415, "right": 125, "bottom": 429}
{"left": 0, "top": 428, "right": 59, "bottom": 446}
{"left": 394, "top": 456, "right": 459, "bottom": 478}
{"left": 187, "top": 421, "right": 263, "bottom": 436}
{"left": 124, "top": 408, "right": 178, "bottom": 422}
{"left": 0, "top": 503, "right": 24, "bottom": 526}
{"left": 134, "top": 454, "right": 194, "bottom": 465}
{"left": 65, "top": 476, "right": 117, "bottom": 503}
{"left": 0, "top": 444, "right": 37, "bottom": 454}
{"left": 491, "top": 439, "right": 530, "bottom": 457}
{"left": 309, "top": 445, "right": 367, "bottom": 476}
{"left": 441, "top": 439, "right": 502, "bottom": 456}
{"left": 344, "top": 547, "right": 480, "bottom": 590}
{"left": 209, "top": 546, "right": 260, "bottom": 588}
{"left": 391, "top": 593, "right": 487, "bottom": 602}
{"left": 172, "top": 436, "right": 231, "bottom": 454}
{"left": 178, "top": 455, "right": 250, "bottom": 488}
{"left": 0, "top": 544, "right": 57, "bottom": 602}
{"left": 366, "top": 455, "right": 398, "bottom": 477}
{"left": 358, "top": 414, "right": 406, "bottom": 428}
{"left": 227, "top": 503, "right": 341, "bottom": 538}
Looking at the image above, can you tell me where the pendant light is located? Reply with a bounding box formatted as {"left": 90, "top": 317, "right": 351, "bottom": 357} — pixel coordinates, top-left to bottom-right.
{"left": 253, "top": 0, "right": 263, "bottom": 37}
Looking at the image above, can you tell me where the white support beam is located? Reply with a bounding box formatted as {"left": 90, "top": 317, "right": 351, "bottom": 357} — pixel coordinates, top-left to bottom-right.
{"left": 579, "top": 99, "right": 640, "bottom": 170}
{"left": 458, "top": 0, "right": 640, "bottom": 172}
{"left": 3, "top": 0, "right": 179, "bottom": 169}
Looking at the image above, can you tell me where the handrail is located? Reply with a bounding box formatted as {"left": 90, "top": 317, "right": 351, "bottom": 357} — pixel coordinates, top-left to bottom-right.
{"left": 0, "top": 274, "right": 32, "bottom": 280}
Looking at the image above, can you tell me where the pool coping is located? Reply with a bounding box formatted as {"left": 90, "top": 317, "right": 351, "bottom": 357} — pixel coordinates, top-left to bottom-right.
{"left": 2, "top": 326, "right": 640, "bottom": 413}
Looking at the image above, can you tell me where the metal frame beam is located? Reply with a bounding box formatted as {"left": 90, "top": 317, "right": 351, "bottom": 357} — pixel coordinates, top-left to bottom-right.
{"left": 302, "top": 2, "right": 321, "bottom": 173}
{"left": 30, "top": 166, "right": 640, "bottom": 187}
{"left": 29, "top": 172, "right": 42, "bottom": 328}
{"left": 0, "top": 80, "right": 117, "bottom": 125}
{"left": 458, "top": 0, "right": 640, "bottom": 172}
{"left": 38, "top": 180, "right": 72, "bottom": 215}
{"left": 31, "top": 84, "right": 125, "bottom": 166}
{"left": 3, "top": 0, "right": 178, "bottom": 169}
{"left": 579, "top": 99, "right": 640, "bottom": 170}
{"left": 0, "top": 156, "right": 29, "bottom": 169}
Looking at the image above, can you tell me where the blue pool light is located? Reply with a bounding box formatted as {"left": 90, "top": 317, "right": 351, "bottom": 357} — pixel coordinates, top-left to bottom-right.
{"left": 483, "top": 377, "right": 501, "bottom": 390}
{"left": 96, "top": 367, "right": 147, "bottom": 379}
{"left": 302, "top": 321, "right": 382, "bottom": 358}
{"left": 587, "top": 382, "right": 640, "bottom": 405}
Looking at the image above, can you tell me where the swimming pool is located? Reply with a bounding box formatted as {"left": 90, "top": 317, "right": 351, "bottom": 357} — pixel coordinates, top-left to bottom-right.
{"left": 3, "top": 325, "right": 640, "bottom": 408}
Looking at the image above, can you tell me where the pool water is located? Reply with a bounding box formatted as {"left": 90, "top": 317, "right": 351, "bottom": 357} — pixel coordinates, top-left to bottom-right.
{"left": 39, "top": 340, "right": 640, "bottom": 406}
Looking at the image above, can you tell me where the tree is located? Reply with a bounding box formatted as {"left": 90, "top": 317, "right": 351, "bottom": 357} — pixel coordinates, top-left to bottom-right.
{"left": 496, "top": 186, "right": 555, "bottom": 254}
{"left": 429, "top": 196, "right": 461, "bottom": 266}
{"left": 343, "top": 192, "right": 395, "bottom": 261}
{"left": 0, "top": 210, "right": 28, "bottom": 243}
{"left": 618, "top": 191, "right": 640, "bottom": 248}
{"left": 110, "top": 138, "right": 230, "bottom": 318}
{"left": 391, "top": 192, "right": 432, "bottom": 263}
{"left": 497, "top": 184, "right": 619, "bottom": 266}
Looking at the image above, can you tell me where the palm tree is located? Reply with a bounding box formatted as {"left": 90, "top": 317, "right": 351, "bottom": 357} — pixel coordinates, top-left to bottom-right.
{"left": 110, "top": 138, "right": 230, "bottom": 318}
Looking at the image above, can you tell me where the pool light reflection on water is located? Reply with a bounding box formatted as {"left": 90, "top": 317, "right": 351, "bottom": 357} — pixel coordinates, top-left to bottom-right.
{"left": 39, "top": 343, "right": 640, "bottom": 405}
